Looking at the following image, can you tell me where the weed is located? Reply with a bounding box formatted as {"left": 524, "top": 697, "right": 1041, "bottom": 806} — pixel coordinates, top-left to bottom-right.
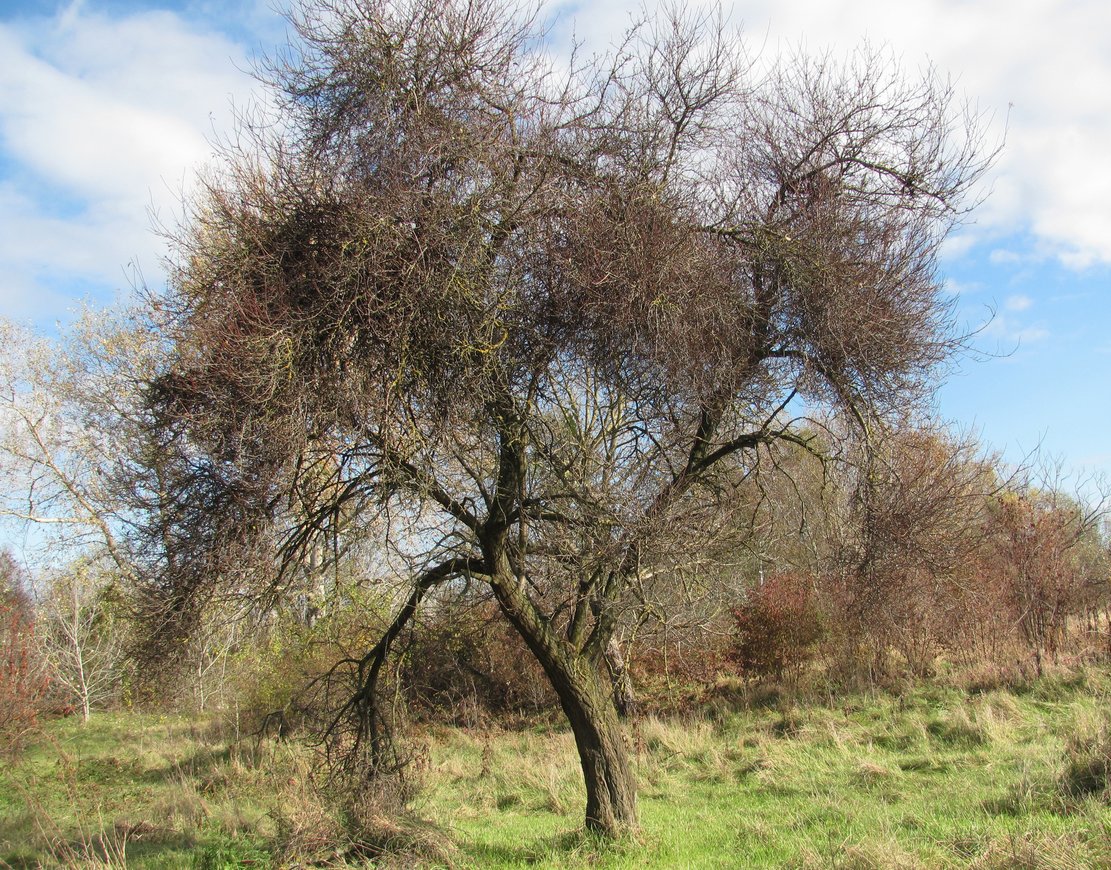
{"left": 927, "top": 704, "right": 990, "bottom": 747}
{"left": 191, "top": 834, "right": 272, "bottom": 869}
{"left": 969, "top": 830, "right": 1097, "bottom": 869}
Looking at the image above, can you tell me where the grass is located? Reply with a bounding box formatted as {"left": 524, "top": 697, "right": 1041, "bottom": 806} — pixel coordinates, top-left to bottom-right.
{"left": 2, "top": 670, "right": 1111, "bottom": 867}
{"left": 0, "top": 714, "right": 282, "bottom": 868}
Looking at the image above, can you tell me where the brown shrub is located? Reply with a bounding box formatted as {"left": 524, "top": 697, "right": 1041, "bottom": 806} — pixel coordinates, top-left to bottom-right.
{"left": 729, "top": 572, "right": 825, "bottom": 684}
{"left": 0, "top": 599, "right": 48, "bottom": 751}
{"left": 402, "top": 601, "right": 556, "bottom": 724}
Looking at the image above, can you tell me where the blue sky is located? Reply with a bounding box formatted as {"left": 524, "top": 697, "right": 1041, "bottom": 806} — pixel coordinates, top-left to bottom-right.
{"left": 1, "top": 0, "right": 1109, "bottom": 487}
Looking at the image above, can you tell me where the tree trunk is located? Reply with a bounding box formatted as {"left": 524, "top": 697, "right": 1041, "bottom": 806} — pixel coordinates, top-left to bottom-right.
{"left": 604, "top": 636, "right": 637, "bottom": 720}
{"left": 488, "top": 573, "right": 637, "bottom": 836}
{"left": 546, "top": 650, "right": 637, "bottom": 835}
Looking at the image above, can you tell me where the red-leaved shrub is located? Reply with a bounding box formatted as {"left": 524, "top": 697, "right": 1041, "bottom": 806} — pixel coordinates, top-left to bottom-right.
{"left": 730, "top": 572, "right": 825, "bottom": 683}
{"left": 0, "top": 598, "right": 47, "bottom": 750}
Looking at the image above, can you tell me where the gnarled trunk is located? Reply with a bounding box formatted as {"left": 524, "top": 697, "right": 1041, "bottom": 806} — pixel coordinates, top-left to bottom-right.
{"left": 551, "top": 655, "right": 638, "bottom": 835}
{"left": 604, "top": 636, "right": 637, "bottom": 720}
{"left": 488, "top": 571, "right": 637, "bottom": 836}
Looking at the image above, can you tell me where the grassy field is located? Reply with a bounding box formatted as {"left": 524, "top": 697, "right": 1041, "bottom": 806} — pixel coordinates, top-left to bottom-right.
{"left": 2, "top": 670, "right": 1110, "bottom": 868}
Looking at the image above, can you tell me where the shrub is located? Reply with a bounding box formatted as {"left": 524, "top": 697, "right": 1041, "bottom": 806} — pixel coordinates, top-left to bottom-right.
{"left": 226, "top": 589, "right": 394, "bottom": 736}
{"left": 272, "top": 750, "right": 453, "bottom": 868}
{"left": 403, "top": 600, "right": 556, "bottom": 723}
{"left": 729, "top": 572, "right": 825, "bottom": 683}
{"left": 0, "top": 598, "right": 47, "bottom": 751}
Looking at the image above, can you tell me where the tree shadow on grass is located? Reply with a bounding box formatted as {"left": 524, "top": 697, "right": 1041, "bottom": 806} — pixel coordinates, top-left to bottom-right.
{"left": 464, "top": 825, "right": 645, "bottom": 867}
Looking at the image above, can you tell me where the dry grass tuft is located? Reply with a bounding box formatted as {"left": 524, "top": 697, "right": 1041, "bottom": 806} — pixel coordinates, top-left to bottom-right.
{"left": 798, "top": 837, "right": 920, "bottom": 869}
{"left": 1058, "top": 713, "right": 1111, "bottom": 803}
{"left": 854, "top": 758, "right": 899, "bottom": 785}
{"left": 927, "top": 703, "right": 991, "bottom": 747}
{"left": 968, "top": 831, "right": 1095, "bottom": 869}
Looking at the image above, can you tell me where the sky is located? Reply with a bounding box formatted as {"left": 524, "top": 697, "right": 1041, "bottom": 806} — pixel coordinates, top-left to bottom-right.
{"left": 0, "top": 0, "right": 1109, "bottom": 490}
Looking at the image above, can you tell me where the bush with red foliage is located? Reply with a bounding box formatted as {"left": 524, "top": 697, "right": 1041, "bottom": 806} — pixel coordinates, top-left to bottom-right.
{"left": 0, "top": 593, "right": 47, "bottom": 750}
{"left": 729, "top": 572, "right": 825, "bottom": 683}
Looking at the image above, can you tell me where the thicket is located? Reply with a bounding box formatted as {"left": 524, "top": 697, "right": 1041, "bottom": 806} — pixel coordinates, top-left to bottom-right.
{"left": 164, "top": 442, "right": 1111, "bottom": 729}
{"left": 0, "top": 553, "right": 46, "bottom": 749}
{"left": 1, "top": 429, "right": 1108, "bottom": 741}
{"left": 0, "top": 421, "right": 1107, "bottom": 760}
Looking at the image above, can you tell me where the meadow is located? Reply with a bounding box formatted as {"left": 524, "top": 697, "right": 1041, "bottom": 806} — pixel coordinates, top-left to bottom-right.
{"left": 2, "top": 669, "right": 1110, "bottom": 868}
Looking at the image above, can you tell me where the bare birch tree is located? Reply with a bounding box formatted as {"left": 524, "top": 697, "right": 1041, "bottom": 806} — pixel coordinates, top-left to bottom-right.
{"left": 0, "top": 312, "right": 161, "bottom": 577}
{"left": 37, "top": 562, "right": 124, "bottom": 722}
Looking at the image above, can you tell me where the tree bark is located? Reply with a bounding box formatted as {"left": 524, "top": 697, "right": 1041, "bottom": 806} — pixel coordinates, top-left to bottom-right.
{"left": 488, "top": 569, "right": 637, "bottom": 836}
{"left": 548, "top": 653, "right": 638, "bottom": 835}
{"left": 604, "top": 636, "right": 637, "bottom": 720}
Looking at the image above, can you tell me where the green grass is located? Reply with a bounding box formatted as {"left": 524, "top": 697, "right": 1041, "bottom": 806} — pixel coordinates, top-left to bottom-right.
{"left": 3, "top": 671, "right": 1111, "bottom": 867}
{"left": 0, "top": 714, "right": 282, "bottom": 868}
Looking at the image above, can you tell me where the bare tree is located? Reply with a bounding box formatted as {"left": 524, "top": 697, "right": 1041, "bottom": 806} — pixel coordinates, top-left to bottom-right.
{"left": 37, "top": 562, "right": 125, "bottom": 722}
{"left": 145, "top": 0, "right": 991, "bottom": 836}
{"left": 829, "top": 422, "right": 1001, "bottom": 677}
{"left": 0, "top": 312, "right": 164, "bottom": 579}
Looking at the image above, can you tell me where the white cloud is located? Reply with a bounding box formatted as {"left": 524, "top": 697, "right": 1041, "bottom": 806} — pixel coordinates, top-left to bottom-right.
{"left": 979, "top": 312, "right": 1049, "bottom": 349}
{"left": 1005, "top": 294, "right": 1033, "bottom": 312}
{"left": 988, "top": 249, "right": 1025, "bottom": 266}
{"left": 0, "top": 5, "right": 264, "bottom": 323}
